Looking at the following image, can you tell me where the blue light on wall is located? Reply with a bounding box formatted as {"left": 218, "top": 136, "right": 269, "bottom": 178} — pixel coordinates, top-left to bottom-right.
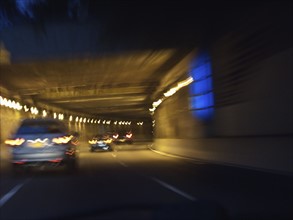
{"left": 189, "top": 52, "right": 214, "bottom": 121}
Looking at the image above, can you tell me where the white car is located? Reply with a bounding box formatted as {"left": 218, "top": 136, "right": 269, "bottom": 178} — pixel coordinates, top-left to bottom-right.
{"left": 5, "top": 118, "right": 78, "bottom": 173}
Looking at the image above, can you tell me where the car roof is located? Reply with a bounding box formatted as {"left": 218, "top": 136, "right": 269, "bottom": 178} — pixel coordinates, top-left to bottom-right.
{"left": 21, "top": 118, "right": 62, "bottom": 123}
{"left": 19, "top": 118, "right": 67, "bottom": 128}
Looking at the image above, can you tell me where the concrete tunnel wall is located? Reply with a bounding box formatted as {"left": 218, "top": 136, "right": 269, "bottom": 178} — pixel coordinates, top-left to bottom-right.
{"left": 153, "top": 15, "right": 293, "bottom": 174}
{"left": 153, "top": 48, "right": 293, "bottom": 174}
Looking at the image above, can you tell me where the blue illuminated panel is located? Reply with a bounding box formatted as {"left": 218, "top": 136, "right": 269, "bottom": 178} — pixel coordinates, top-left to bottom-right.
{"left": 193, "top": 77, "right": 212, "bottom": 95}
{"left": 190, "top": 63, "right": 211, "bottom": 81}
{"left": 189, "top": 52, "right": 214, "bottom": 121}
{"left": 192, "top": 108, "right": 214, "bottom": 121}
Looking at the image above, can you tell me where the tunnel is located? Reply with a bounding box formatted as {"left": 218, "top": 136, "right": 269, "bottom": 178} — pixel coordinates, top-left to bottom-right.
{"left": 0, "top": 1, "right": 292, "bottom": 220}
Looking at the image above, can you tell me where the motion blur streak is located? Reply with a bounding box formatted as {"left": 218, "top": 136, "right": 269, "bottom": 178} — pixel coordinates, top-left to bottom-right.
{"left": 0, "top": 1, "right": 292, "bottom": 220}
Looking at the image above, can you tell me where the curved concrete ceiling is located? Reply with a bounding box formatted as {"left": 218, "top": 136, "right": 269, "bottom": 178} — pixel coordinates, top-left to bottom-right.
{"left": 0, "top": 48, "right": 193, "bottom": 118}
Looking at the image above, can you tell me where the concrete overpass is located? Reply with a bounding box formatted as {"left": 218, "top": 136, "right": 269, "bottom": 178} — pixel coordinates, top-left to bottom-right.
{"left": 1, "top": 1, "right": 292, "bottom": 174}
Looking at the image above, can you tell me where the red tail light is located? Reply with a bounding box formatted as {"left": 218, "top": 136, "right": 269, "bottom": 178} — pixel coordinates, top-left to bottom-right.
{"left": 13, "top": 161, "right": 26, "bottom": 164}
{"left": 49, "top": 158, "right": 63, "bottom": 163}
{"left": 126, "top": 133, "right": 132, "bottom": 138}
{"left": 5, "top": 138, "right": 25, "bottom": 146}
{"left": 113, "top": 134, "right": 119, "bottom": 139}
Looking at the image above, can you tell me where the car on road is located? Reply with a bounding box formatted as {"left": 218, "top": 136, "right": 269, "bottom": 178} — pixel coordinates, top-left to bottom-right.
{"left": 112, "top": 131, "right": 133, "bottom": 144}
{"left": 5, "top": 118, "right": 78, "bottom": 172}
{"left": 88, "top": 134, "right": 113, "bottom": 152}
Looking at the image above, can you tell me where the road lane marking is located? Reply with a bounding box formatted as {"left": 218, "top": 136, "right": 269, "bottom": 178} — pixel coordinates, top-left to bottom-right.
{"left": 118, "top": 161, "right": 128, "bottom": 167}
{"left": 148, "top": 147, "right": 205, "bottom": 164}
{"left": 110, "top": 149, "right": 128, "bottom": 167}
{"left": 0, "top": 179, "right": 30, "bottom": 207}
{"left": 151, "top": 177, "right": 197, "bottom": 201}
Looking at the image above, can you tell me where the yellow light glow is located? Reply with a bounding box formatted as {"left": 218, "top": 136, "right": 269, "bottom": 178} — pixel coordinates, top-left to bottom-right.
{"left": 178, "top": 76, "right": 194, "bottom": 87}
{"left": 150, "top": 77, "right": 194, "bottom": 113}
{"left": 3, "top": 98, "right": 8, "bottom": 106}
{"left": 52, "top": 136, "right": 72, "bottom": 144}
{"left": 23, "top": 105, "right": 29, "bottom": 112}
{"left": 104, "top": 139, "right": 112, "bottom": 144}
{"left": 11, "top": 101, "right": 16, "bottom": 109}
{"left": 153, "top": 99, "right": 162, "bottom": 108}
{"left": 164, "top": 88, "right": 177, "bottom": 97}
{"left": 88, "top": 140, "right": 97, "bottom": 145}
{"left": 5, "top": 138, "right": 25, "bottom": 146}
{"left": 42, "top": 110, "right": 47, "bottom": 117}
{"left": 16, "top": 102, "right": 22, "bottom": 110}
{"left": 30, "top": 107, "right": 38, "bottom": 115}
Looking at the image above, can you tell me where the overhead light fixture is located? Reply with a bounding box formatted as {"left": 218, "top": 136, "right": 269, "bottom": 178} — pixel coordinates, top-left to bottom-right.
{"left": 42, "top": 110, "right": 47, "bottom": 117}
{"left": 150, "top": 77, "right": 194, "bottom": 114}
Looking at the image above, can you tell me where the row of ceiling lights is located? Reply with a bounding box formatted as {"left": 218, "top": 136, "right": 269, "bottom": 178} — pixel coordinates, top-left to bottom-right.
{"left": 0, "top": 96, "right": 144, "bottom": 126}
{"left": 149, "top": 76, "right": 194, "bottom": 114}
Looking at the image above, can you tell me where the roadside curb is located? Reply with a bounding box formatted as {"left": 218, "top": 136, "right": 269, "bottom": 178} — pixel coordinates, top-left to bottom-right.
{"left": 148, "top": 145, "right": 293, "bottom": 177}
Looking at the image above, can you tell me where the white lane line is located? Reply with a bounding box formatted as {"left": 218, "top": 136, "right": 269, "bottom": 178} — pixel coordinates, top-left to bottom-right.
{"left": 151, "top": 177, "right": 197, "bottom": 201}
{"left": 148, "top": 147, "right": 205, "bottom": 164}
{"left": 118, "top": 161, "right": 128, "bottom": 167}
{"left": 0, "top": 179, "right": 29, "bottom": 207}
{"left": 110, "top": 149, "right": 128, "bottom": 167}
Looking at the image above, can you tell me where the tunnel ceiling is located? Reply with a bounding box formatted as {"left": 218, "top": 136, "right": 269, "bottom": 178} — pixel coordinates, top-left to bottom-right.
{"left": 0, "top": 49, "right": 193, "bottom": 118}
{"left": 0, "top": 0, "right": 263, "bottom": 119}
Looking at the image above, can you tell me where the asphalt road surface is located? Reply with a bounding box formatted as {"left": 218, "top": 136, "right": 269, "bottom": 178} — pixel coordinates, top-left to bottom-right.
{"left": 0, "top": 142, "right": 292, "bottom": 220}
